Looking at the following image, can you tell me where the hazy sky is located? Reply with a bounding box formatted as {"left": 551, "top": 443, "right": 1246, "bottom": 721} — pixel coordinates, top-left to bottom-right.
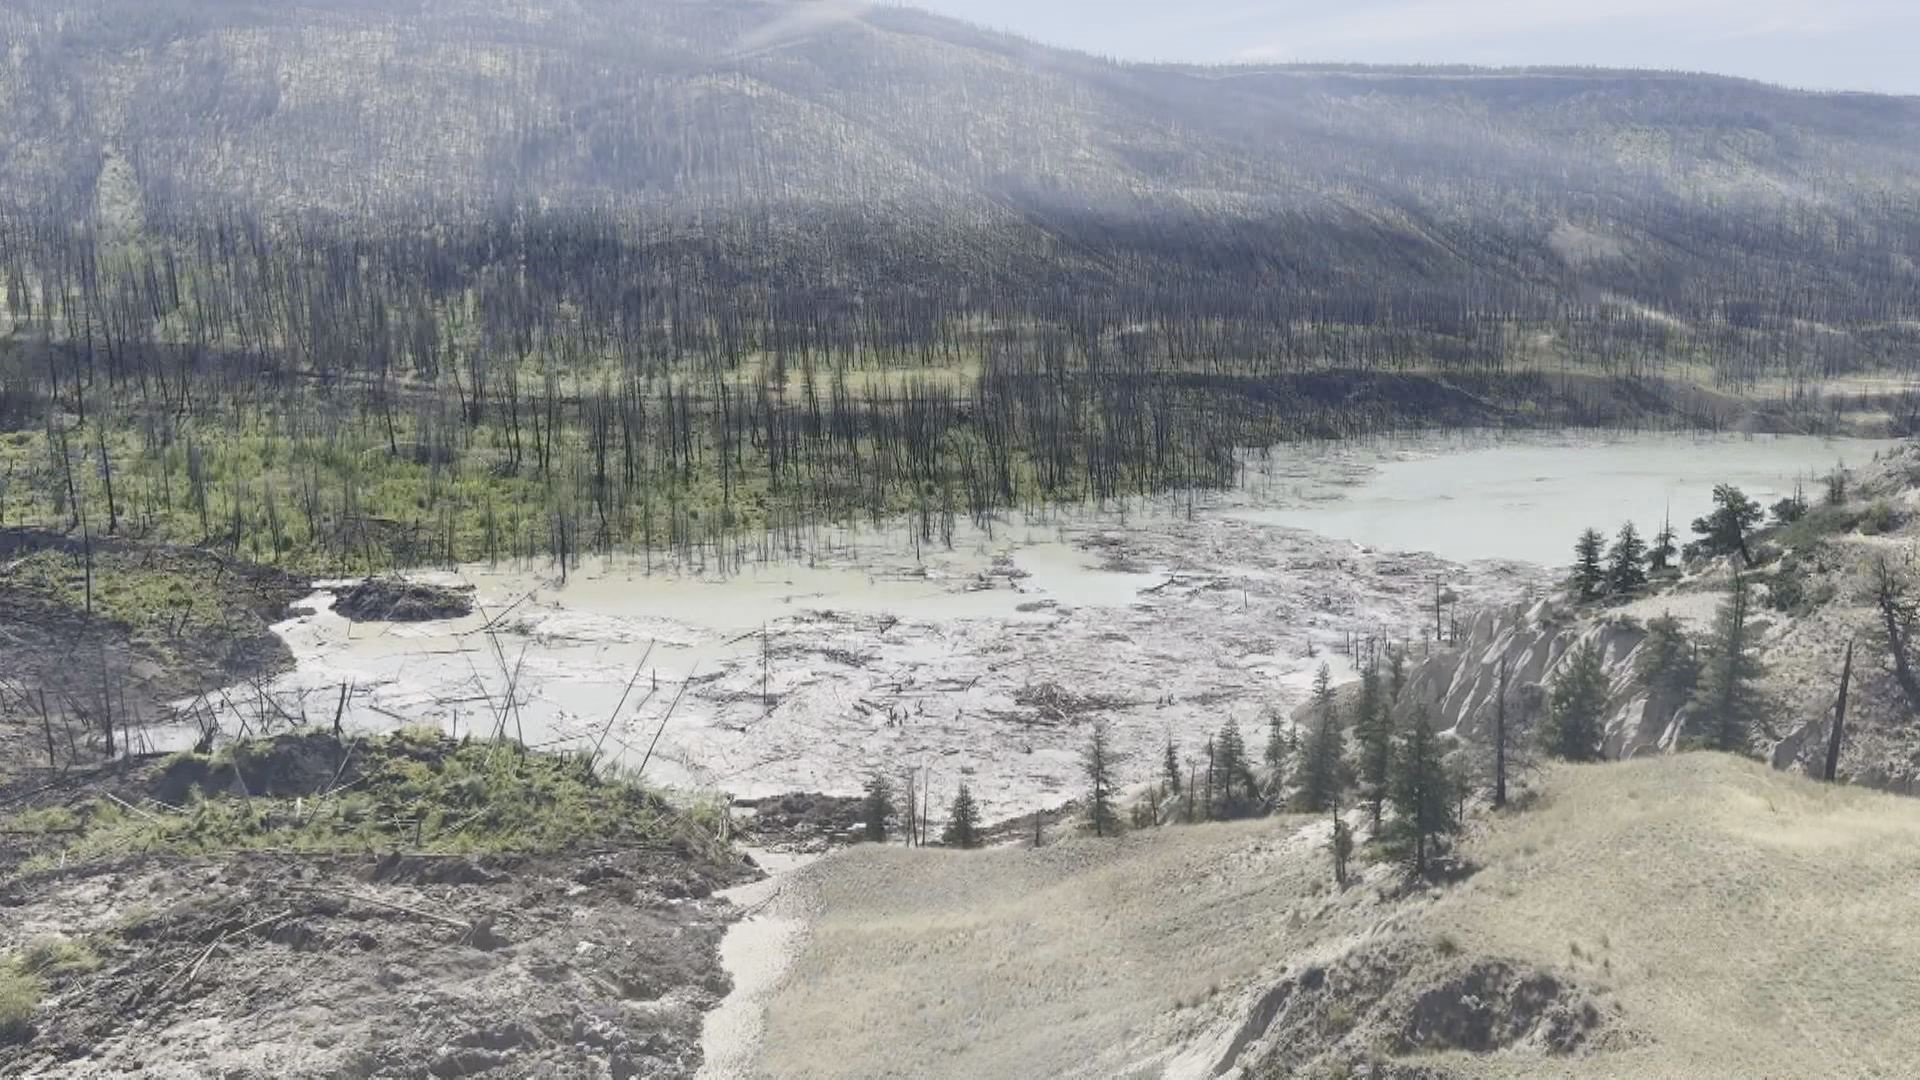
{"left": 908, "top": 0, "right": 1920, "bottom": 94}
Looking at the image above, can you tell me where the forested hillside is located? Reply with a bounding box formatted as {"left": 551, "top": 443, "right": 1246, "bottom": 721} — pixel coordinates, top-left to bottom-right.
{"left": 2, "top": 0, "right": 1918, "bottom": 570}
{"left": 6, "top": 0, "right": 1920, "bottom": 374}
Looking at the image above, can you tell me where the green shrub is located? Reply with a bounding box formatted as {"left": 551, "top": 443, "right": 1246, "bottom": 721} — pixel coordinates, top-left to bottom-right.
{"left": 1859, "top": 500, "right": 1899, "bottom": 536}
{"left": 16, "top": 936, "right": 101, "bottom": 979}
{"left": 0, "top": 806, "right": 78, "bottom": 834}
{"left": 1775, "top": 504, "right": 1862, "bottom": 553}
{"left": 0, "top": 966, "right": 41, "bottom": 1045}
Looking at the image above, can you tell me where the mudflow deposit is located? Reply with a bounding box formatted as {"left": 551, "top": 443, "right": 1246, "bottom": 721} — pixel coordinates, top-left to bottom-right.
{"left": 147, "top": 433, "right": 1886, "bottom": 822}
{"left": 4, "top": 430, "right": 1911, "bottom": 1080}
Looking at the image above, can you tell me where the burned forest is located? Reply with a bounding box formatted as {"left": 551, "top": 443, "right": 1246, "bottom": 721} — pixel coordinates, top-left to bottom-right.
{"left": 2, "top": 1, "right": 1920, "bottom": 572}
{"left": 5, "top": 5, "right": 1920, "bottom": 1079}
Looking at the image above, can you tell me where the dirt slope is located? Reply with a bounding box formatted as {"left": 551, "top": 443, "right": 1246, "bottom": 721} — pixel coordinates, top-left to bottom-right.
{"left": 742, "top": 755, "right": 1920, "bottom": 1079}
{"left": 0, "top": 733, "right": 755, "bottom": 1079}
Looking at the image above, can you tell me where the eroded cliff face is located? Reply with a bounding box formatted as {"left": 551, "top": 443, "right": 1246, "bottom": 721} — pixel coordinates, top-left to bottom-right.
{"left": 1391, "top": 600, "right": 1687, "bottom": 761}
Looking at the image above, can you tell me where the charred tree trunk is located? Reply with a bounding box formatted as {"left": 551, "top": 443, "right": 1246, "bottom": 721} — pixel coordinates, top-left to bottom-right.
{"left": 1825, "top": 639, "right": 1853, "bottom": 783}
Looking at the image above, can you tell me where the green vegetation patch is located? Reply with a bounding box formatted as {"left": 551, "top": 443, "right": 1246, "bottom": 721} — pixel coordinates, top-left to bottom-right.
{"left": 0, "top": 965, "right": 39, "bottom": 1045}
{"left": 0, "top": 936, "right": 99, "bottom": 1045}
{"left": 7, "top": 731, "right": 714, "bottom": 870}
{"left": 3, "top": 548, "right": 231, "bottom": 634}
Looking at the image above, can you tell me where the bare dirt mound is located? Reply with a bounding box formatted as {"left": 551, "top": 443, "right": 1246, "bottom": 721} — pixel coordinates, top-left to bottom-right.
{"left": 0, "top": 732, "right": 756, "bottom": 1079}
{"left": 332, "top": 578, "right": 475, "bottom": 622}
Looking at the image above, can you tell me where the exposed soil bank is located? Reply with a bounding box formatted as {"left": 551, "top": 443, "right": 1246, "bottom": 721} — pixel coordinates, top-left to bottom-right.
{"left": 0, "top": 733, "right": 755, "bottom": 1078}
{"left": 0, "top": 529, "right": 309, "bottom": 794}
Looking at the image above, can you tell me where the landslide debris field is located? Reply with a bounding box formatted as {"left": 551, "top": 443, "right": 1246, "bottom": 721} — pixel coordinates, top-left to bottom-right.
{"left": 1, "top": 432, "right": 1908, "bottom": 1079}
{"left": 0, "top": 731, "right": 753, "bottom": 1079}
{"left": 152, "top": 433, "right": 1878, "bottom": 826}
{"left": 746, "top": 755, "right": 1920, "bottom": 1080}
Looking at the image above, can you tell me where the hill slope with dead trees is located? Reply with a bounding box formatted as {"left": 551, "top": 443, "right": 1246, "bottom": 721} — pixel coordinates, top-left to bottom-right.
{"left": 3, "top": 0, "right": 1920, "bottom": 382}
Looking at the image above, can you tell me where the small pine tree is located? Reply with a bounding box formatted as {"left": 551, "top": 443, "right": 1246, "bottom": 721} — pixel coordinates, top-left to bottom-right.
{"left": 1163, "top": 732, "right": 1184, "bottom": 807}
{"left": 1351, "top": 662, "right": 1395, "bottom": 834}
{"left": 1387, "top": 645, "right": 1407, "bottom": 701}
{"left": 1649, "top": 515, "right": 1678, "bottom": 574}
{"left": 1608, "top": 522, "right": 1648, "bottom": 595}
{"left": 1770, "top": 486, "right": 1808, "bottom": 526}
{"left": 941, "top": 784, "right": 982, "bottom": 849}
{"left": 1262, "top": 709, "right": 1289, "bottom": 803}
{"left": 861, "top": 774, "right": 895, "bottom": 842}
{"left": 1572, "top": 528, "right": 1608, "bottom": 600}
{"left": 1201, "top": 734, "right": 1216, "bottom": 821}
{"left": 1690, "top": 484, "right": 1763, "bottom": 565}
{"left": 1544, "top": 640, "right": 1609, "bottom": 762}
{"left": 1690, "top": 574, "right": 1766, "bottom": 755}
{"left": 1824, "top": 466, "right": 1848, "bottom": 507}
{"left": 1311, "top": 663, "right": 1336, "bottom": 719}
{"left": 1294, "top": 706, "right": 1347, "bottom": 813}
{"left": 1633, "top": 613, "right": 1698, "bottom": 699}
{"left": 1215, "top": 717, "right": 1257, "bottom": 817}
{"left": 1084, "top": 718, "right": 1119, "bottom": 837}
{"left": 1385, "top": 711, "right": 1458, "bottom": 878}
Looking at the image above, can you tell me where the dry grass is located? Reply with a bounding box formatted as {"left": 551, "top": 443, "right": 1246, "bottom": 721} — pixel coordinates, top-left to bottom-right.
{"left": 756, "top": 813, "right": 1347, "bottom": 1080}
{"left": 750, "top": 755, "right": 1920, "bottom": 1080}
{"left": 1432, "top": 756, "right": 1920, "bottom": 1080}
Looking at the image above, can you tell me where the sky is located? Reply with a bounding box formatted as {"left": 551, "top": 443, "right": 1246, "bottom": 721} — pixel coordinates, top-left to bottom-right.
{"left": 905, "top": 0, "right": 1920, "bottom": 95}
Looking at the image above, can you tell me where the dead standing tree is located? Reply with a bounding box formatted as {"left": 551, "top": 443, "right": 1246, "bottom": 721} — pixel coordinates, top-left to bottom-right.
{"left": 1825, "top": 639, "right": 1854, "bottom": 783}
{"left": 1866, "top": 552, "right": 1920, "bottom": 712}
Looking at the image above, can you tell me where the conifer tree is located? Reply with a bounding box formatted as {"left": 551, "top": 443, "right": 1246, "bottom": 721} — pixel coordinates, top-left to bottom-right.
{"left": 1351, "top": 662, "right": 1395, "bottom": 834}
{"left": 1214, "top": 717, "right": 1257, "bottom": 817}
{"left": 1386, "top": 711, "right": 1457, "bottom": 877}
{"left": 1544, "top": 640, "right": 1609, "bottom": 762}
{"left": 1311, "top": 662, "right": 1336, "bottom": 720}
{"left": 1691, "top": 484, "right": 1763, "bottom": 565}
{"left": 1770, "top": 485, "right": 1808, "bottom": 526}
{"left": 1201, "top": 734, "right": 1216, "bottom": 821}
{"left": 1387, "top": 645, "right": 1407, "bottom": 702}
{"left": 1262, "top": 709, "right": 1289, "bottom": 803}
{"left": 1608, "top": 521, "right": 1648, "bottom": 595}
{"left": 861, "top": 773, "right": 895, "bottom": 842}
{"left": 1633, "top": 613, "right": 1698, "bottom": 699}
{"left": 1295, "top": 699, "right": 1347, "bottom": 813}
{"left": 1084, "top": 718, "right": 1119, "bottom": 837}
{"left": 1824, "top": 466, "right": 1849, "bottom": 507}
{"left": 1163, "top": 732, "right": 1184, "bottom": 807}
{"left": 1649, "top": 514, "right": 1678, "bottom": 574}
{"left": 1690, "top": 574, "right": 1766, "bottom": 755}
{"left": 941, "top": 783, "right": 982, "bottom": 849}
{"left": 1572, "top": 528, "right": 1608, "bottom": 600}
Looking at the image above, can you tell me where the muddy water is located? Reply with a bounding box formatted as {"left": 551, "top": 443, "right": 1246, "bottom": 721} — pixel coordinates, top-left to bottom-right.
{"left": 150, "top": 431, "right": 1899, "bottom": 822}
{"left": 1237, "top": 432, "right": 1900, "bottom": 567}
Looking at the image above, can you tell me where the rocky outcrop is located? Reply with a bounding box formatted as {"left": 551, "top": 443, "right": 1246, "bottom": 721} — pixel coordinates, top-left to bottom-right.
{"left": 1393, "top": 600, "right": 1688, "bottom": 759}
{"left": 1231, "top": 940, "right": 1624, "bottom": 1078}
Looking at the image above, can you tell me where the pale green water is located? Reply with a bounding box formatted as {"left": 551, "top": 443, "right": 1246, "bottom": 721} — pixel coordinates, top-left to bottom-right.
{"left": 1240, "top": 432, "right": 1903, "bottom": 567}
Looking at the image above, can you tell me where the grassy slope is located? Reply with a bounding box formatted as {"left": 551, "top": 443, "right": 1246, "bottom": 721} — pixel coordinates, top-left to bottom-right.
{"left": 1437, "top": 756, "right": 1920, "bottom": 1080}
{"left": 753, "top": 755, "right": 1920, "bottom": 1079}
